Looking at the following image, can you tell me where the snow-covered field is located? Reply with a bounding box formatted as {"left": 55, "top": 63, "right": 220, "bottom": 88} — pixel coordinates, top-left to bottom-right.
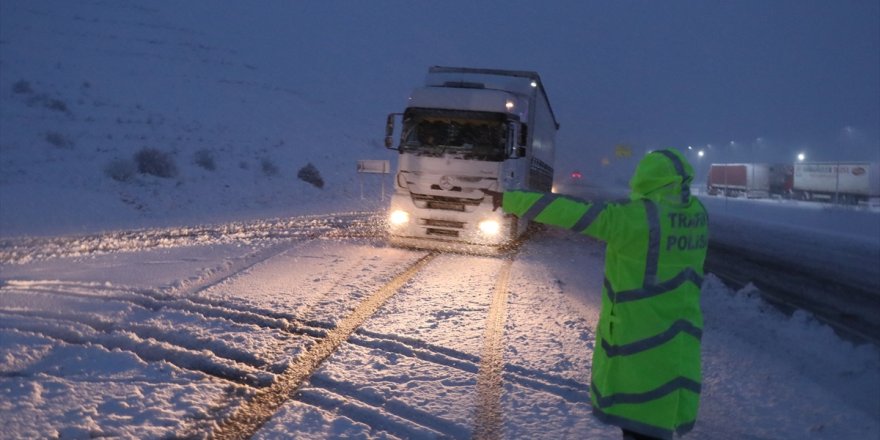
{"left": 1, "top": 1, "right": 879, "bottom": 439}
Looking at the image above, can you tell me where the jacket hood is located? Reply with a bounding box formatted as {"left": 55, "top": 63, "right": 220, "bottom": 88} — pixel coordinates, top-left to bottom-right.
{"left": 629, "top": 149, "right": 695, "bottom": 202}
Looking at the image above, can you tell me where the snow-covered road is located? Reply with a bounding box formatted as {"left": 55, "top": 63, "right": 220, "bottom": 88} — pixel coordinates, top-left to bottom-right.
{"left": 1, "top": 218, "right": 877, "bottom": 439}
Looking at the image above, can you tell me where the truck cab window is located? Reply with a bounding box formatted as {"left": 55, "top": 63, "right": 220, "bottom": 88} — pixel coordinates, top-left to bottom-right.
{"left": 401, "top": 108, "right": 508, "bottom": 161}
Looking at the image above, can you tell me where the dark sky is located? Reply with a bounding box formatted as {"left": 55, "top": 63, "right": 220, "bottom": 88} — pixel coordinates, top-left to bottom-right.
{"left": 420, "top": 0, "right": 880, "bottom": 167}
{"left": 192, "top": 1, "right": 880, "bottom": 170}
{"left": 545, "top": 1, "right": 879, "bottom": 160}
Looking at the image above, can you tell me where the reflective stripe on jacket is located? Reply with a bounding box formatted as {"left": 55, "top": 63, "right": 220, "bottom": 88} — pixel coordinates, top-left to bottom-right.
{"left": 501, "top": 149, "right": 708, "bottom": 439}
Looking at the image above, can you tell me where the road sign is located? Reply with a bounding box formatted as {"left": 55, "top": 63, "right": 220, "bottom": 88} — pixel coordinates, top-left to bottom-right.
{"left": 357, "top": 160, "right": 391, "bottom": 200}
{"left": 357, "top": 160, "right": 390, "bottom": 174}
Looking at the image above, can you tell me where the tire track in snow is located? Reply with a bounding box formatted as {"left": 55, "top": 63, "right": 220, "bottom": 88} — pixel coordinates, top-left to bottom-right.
{"left": 3, "top": 279, "right": 592, "bottom": 405}
{"left": 0, "top": 311, "right": 271, "bottom": 387}
{"left": 4, "top": 246, "right": 591, "bottom": 436}
{"left": 305, "top": 374, "right": 471, "bottom": 438}
{"left": 208, "top": 251, "right": 439, "bottom": 440}
{"left": 0, "top": 305, "right": 269, "bottom": 369}
{"left": 350, "top": 330, "right": 590, "bottom": 402}
{"left": 473, "top": 257, "right": 514, "bottom": 440}
{"left": 0, "top": 279, "right": 299, "bottom": 386}
{"left": 2, "top": 277, "right": 351, "bottom": 387}
{"left": 295, "top": 387, "right": 445, "bottom": 439}
{"left": 168, "top": 239, "right": 302, "bottom": 297}
{"left": 4, "top": 281, "right": 317, "bottom": 337}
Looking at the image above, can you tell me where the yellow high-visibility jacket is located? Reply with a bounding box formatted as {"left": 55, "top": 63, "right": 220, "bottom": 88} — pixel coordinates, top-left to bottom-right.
{"left": 502, "top": 149, "right": 708, "bottom": 439}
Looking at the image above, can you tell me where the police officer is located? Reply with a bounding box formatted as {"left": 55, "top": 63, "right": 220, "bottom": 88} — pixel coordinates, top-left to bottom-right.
{"left": 483, "top": 148, "right": 708, "bottom": 440}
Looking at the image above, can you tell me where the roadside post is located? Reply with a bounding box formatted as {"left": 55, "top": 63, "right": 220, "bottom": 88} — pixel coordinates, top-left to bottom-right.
{"left": 356, "top": 160, "right": 391, "bottom": 201}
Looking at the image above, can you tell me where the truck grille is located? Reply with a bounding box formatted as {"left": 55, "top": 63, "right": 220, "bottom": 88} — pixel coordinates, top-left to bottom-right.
{"left": 430, "top": 184, "right": 462, "bottom": 192}
{"left": 412, "top": 194, "right": 480, "bottom": 212}
{"left": 423, "top": 219, "right": 466, "bottom": 229}
{"left": 428, "top": 200, "right": 465, "bottom": 211}
{"left": 426, "top": 228, "right": 459, "bottom": 237}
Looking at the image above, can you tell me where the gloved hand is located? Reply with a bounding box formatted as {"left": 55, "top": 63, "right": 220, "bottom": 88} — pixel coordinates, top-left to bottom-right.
{"left": 480, "top": 189, "right": 503, "bottom": 211}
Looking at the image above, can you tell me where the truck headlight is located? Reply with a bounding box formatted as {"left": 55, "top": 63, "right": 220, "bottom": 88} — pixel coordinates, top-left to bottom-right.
{"left": 478, "top": 219, "right": 501, "bottom": 235}
{"left": 389, "top": 210, "right": 410, "bottom": 226}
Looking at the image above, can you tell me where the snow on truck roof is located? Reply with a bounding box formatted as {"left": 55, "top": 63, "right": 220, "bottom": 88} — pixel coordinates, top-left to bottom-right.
{"left": 427, "top": 66, "right": 559, "bottom": 129}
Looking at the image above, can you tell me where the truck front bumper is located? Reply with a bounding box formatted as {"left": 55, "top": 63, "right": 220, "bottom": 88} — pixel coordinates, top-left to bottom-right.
{"left": 386, "top": 193, "right": 516, "bottom": 253}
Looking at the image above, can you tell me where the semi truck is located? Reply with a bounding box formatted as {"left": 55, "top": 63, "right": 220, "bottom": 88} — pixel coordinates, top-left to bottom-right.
{"left": 706, "top": 163, "right": 792, "bottom": 198}
{"left": 793, "top": 162, "right": 880, "bottom": 204}
{"left": 384, "top": 66, "right": 558, "bottom": 253}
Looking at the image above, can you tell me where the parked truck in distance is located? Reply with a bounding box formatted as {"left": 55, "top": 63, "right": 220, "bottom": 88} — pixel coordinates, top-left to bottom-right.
{"left": 706, "top": 163, "right": 792, "bottom": 198}
{"left": 792, "top": 162, "right": 880, "bottom": 204}
{"left": 705, "top": 161, "right": 880, "bottom": 205}
{"left": 384, "top": 66, "right": 558, "bottom": 253}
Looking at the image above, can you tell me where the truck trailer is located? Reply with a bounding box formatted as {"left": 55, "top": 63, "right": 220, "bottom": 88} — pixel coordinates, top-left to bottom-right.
{"left": 384, "top": 66, "right": 558, "bottom": 253}
{"left": 706, "top": 163, "right": 792, "bottom": 198}
{"left": 793, "top": 162, "right": 880, "bottom": 204}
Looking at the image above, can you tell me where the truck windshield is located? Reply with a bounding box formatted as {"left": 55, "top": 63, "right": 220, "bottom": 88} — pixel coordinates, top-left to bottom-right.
{"left": 400, "top": 109, "right": 508, "bottom": 161}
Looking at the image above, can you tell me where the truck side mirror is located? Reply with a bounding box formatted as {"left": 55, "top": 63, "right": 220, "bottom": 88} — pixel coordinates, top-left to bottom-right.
{"left": 385, "top": 113, "right": 401, "bottom": 149}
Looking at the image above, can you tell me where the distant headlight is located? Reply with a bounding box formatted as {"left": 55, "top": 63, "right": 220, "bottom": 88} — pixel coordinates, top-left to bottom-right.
{"left": 478, "top": 219, "right": 501, "bottom": 235}
{"left": 389, "top": 210, "right": 410, "bottom": 226}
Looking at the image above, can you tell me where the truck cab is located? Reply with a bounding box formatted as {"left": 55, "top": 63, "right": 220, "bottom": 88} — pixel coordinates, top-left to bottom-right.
{"left": 384, "top": 66, "right": 558, "bottom": 253}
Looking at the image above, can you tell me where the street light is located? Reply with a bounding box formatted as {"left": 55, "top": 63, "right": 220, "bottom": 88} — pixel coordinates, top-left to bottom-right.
{"left": 797, "top": 152, "right": 806, "bottom": 162}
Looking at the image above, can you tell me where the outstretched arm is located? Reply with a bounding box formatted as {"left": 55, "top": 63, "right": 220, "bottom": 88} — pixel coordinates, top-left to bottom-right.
{"left": 501, "top": 191, "right": 608, "bottom": 237}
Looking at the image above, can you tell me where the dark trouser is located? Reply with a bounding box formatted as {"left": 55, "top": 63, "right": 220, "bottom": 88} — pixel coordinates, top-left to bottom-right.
{"left": 622, "top": 428, "right": 662, "bottom": 440}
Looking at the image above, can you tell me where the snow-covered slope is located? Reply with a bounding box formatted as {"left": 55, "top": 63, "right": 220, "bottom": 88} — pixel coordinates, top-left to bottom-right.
{"left": 0, "top": 2, "right": 400, "bottom": 236}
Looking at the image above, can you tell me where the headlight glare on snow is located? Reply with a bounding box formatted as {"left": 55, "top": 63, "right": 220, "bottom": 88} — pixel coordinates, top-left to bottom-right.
{"left": 389, "top": 210, "right": 410, "bottom": 226}
{"left": 478, "top": 219, "right": 501, "bottom": 235}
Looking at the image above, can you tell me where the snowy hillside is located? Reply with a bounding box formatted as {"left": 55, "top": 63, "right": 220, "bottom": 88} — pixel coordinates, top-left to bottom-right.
{"left": 0, "top": 2, "right": 400, "bottom": 236}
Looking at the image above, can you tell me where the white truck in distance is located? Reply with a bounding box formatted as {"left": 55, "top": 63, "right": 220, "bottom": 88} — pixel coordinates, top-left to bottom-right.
{"left": 384, "top": 66, "right": 558, "bottom": 253}
{"left": 793, "top": 161, "right": 880, "bottom": 204}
